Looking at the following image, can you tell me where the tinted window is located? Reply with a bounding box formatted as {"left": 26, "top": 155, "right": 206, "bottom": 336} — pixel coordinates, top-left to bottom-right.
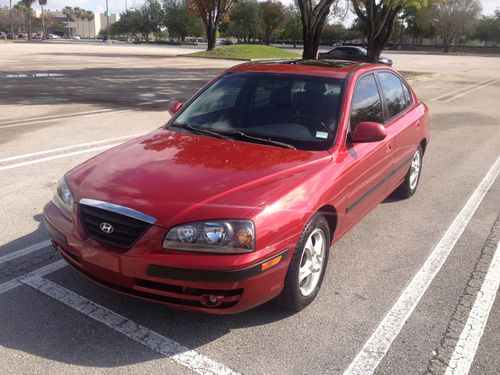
{"left": 350, "top": 74, "right": 384, "bottom": 130}
{"left": 378, "top": 72, "right": 408, "bottom": 118}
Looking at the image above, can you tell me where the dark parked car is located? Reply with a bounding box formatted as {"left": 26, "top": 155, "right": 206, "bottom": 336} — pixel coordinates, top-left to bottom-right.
{"left": 217, "top": 39, "right": 233, "bottom": 46}
{"left": 319, "top": 46, "right": 393, "bottom": 66}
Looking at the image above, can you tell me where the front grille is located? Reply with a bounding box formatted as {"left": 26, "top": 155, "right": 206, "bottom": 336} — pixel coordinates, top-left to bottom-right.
{"left": 79, "top": 204, "right": 152, "bottom": 249}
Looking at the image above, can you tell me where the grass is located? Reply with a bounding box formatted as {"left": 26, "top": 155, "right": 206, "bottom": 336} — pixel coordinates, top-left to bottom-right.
{"left": 188, "top": 44, "right": 300, "bottom": 60}
{"left": 399, "top": 70, "right": 434, "bottom": 79}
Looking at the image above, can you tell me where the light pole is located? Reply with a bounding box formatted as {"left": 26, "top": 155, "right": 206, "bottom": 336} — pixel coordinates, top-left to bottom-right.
{"left": 125, "top": 0, "right": 128, "bottom": 11}
{"left": 105, "top": 0, "right": 111, "bottom": 44}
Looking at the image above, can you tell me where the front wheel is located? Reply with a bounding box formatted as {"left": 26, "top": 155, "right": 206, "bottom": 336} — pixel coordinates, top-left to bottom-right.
{"left": 278, "top": 214, "right": 330, "bottom": 311}
{"left": 395, "top": 145, "right": 423, "bottom": 198}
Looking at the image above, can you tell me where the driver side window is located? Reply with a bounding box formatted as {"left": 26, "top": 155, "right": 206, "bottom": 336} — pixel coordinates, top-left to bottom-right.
{"left": 350, "top": 74, "right": 384, "bottom": 132}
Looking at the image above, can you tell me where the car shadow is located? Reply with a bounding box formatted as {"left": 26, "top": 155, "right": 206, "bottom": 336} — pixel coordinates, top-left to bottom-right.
{"left": 0, "top": 214, "right": 48, "bottom": 256}
{"left": 0, "top": 222, "right": 296, "bottom": 368}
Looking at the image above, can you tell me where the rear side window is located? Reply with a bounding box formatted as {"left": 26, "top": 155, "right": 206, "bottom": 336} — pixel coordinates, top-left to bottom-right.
{"left": 401, "top": 82, "right": 413, "bottom": 107}
{"left": 378, "top": 72, "right": 410, "bottom": 119}
{"left": 350, "top": 74, "right": 384, "bottom": 131}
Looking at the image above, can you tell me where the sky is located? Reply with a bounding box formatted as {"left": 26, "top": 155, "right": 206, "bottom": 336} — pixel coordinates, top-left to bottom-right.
{"left": 1, "top": 0, "right": 498, "bottom": 18}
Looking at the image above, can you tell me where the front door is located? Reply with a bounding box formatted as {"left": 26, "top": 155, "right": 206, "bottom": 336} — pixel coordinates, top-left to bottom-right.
{"left": 341, "top": 73, "right": 395, "bottom": 233}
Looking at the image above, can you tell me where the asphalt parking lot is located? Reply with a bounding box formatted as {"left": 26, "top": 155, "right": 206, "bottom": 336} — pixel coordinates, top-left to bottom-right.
{"left": 1, "top": 42, "right": 499, "bottom": 375}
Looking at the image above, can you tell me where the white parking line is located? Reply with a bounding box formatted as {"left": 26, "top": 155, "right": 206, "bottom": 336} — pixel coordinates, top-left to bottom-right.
{"left": 344, "top": 156, "right": 500, "bottom": 375}
{"left": 0, "top": 108, "right": 132, "bottom": 129}
{"left": 440, "top": 79, "right": 498, "bottom": 103}
{"left": 0, "top": 144, "right": 120, "bottom": 172}
{"left": 0, "top": 133, "right": 144, "bottom": 163}
{"left": 0, "top": 239, "right": 52, "bottom": 264}
{"left": 0, "top": 259, "right": 66, "bottom": 295}
{"left": 0, "top": 108, "right": 125, "bottom": 126}
{"left": 445, "top": 241, "right": 500, "bottom": 375}
{"left": 432, "top": 79, "right": 497, "bottom": 102}
{"left": 22, "top": 276, "right": 240, "bottom": 375}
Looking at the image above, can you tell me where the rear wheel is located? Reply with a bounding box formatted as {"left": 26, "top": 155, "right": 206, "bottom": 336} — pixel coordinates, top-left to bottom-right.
{"left": 395, "top": 145, "right": 423, "bottom": 198}
{"left": 278, "top": 213, "right": 330, "bottom": 311}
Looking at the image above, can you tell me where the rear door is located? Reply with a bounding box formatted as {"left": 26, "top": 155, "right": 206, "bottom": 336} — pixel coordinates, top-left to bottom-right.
{"left": 342, "top": 73, "right": 395, "bottom": 230}
{"left": 375, "top": 71, "right": 420, "bottom": 191}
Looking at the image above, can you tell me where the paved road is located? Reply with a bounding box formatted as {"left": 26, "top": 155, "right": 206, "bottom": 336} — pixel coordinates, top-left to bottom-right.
{"left": 0, "top": 43, "right": 499, "bottom": 375}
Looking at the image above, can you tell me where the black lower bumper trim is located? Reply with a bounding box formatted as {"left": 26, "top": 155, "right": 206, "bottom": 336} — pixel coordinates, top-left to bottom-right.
{"left": 146, "top": 249, "right": 289, "bottom": 282}
{"left": 43, "top": 215, "right": 68, "bottom": 246}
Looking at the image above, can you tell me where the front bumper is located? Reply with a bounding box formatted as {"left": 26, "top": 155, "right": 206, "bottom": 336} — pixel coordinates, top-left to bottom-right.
{"left": 43, "top": 201, "right": 293, "bottom": 314}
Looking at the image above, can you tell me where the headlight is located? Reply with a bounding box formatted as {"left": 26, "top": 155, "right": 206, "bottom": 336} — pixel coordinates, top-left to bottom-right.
{"left": 163, "top": 220, "right": 255, "bottom": 253}
{"left": 53, "top": 176, "right": 74, "bottom": 220}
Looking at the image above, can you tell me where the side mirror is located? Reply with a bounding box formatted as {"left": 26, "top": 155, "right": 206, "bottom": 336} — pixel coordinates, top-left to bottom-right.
{"left": 168, "top": 100, "right": 182, "bottom": 116}
{"left": 351, "top": 121, "right": 386, "bottom": 143}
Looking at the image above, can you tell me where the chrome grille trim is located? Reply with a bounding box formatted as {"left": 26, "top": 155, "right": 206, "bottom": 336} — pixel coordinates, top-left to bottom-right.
{"left": 79, "top": 198, "right": 156, "bottom": 225}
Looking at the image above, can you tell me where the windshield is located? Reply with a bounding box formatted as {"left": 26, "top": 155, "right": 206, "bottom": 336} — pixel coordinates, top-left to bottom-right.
{"left": 170, "top": 72, "right": 344, "bottom": 151}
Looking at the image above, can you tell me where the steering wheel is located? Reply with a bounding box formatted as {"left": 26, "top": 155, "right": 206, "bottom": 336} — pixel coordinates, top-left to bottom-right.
{"left": 287, "top": 115, "right": 329, "bottom": 134}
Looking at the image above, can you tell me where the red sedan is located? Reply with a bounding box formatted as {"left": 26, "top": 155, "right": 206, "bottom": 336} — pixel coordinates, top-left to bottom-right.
{"left": 44, "top": 60, "right": 429, "bottom": 314}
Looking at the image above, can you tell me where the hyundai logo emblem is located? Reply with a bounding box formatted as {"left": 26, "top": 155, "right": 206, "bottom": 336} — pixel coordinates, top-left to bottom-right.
{"left": 100, "top": 222, "right": 114, "bottom": 234}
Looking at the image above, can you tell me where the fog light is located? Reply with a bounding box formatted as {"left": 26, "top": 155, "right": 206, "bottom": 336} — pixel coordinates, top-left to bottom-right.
{"left": 200, "top": 294, "right": 223, "bottom": 307}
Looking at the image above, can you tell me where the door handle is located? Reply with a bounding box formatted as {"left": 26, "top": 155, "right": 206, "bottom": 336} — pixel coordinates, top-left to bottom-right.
{"left": 415, "top": 120, "right": 421, "bottom": 128}
{"left": 386, "top": 143, "right": 393, "bottom": 153}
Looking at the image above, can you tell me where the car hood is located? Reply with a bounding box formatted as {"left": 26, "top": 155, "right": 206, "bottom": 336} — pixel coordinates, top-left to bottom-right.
{"left": 68, "top": 129, "right": 332, "bottom": 228}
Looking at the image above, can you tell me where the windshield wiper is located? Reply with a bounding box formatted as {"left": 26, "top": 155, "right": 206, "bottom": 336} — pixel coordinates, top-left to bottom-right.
{"left": 229, "top": 131, "right": 296, "bottom": 150}
{"left": 170, "top": 123, "right": 232, "bottom": 141}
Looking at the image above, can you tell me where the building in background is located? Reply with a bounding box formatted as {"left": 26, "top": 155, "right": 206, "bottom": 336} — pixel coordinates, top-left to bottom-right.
{"left": 34, "top": 10, "right": 119, "bottom": 38}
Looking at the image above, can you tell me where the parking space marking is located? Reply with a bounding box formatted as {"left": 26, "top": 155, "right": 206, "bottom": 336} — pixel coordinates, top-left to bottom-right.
{"left": 0, "top": 133, "right": 144, "bottom": 163}
{"left": 445, "top": 241, "right": 500, "bottom": 375}
{"left": 0, "top": 108, "right": 132, "bottom": 129}
{"left": 344, "top": 156, "right": 500, "bottom": 375}
{"left": 0, "top": 144, "right": 121, "bottom": 172}
{"left": 21, "top": 276, "right": 241, "bottom": 375}
{"left": 432, "top": 79, "right": 498, "bottom": 103}
{"left": 0, "top": 239, "right": 51, "bottom": 264}
{"left": 0, "top": 259, "right": 66, "bottom": 296}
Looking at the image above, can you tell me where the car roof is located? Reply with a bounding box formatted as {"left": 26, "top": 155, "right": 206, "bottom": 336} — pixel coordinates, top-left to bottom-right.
{"left": 334, "top": 45, "right": 365, "bottom": 51}
{"left": 229, "top": 59, "right": 377, "bottom": 79}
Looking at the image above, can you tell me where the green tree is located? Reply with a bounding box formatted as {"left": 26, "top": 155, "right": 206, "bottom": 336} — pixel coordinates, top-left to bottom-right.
{"left": 352, "top": 0, "right": 427, "bottom": 62}
{"left": 260, "top": 0, "right": 285, "bottom": 45}
{"left": 21, "top": 0, "right": 35, "bottom": 38}
{"left": 227, "top": 0, "right": 262, "bottom": 43}
{"left": 12, "top": 2, "right": 28, "bottom": 33}
{"left": 281, "top": 4, "right": 302, "bottom": 47}
{"left": 62, "top": 6, "right": 75, "bottom": 37}
{"left": 433, "top": 0, "right": 481, "bottom": 52}
{"left": 297, "top": 0, "right": 341, "bottom": 59}
{"left": 163, "top": 0, "right": 204, "bottom": 41}
{"left": 136, "top": 0, "right": 164, "bottom": 41}
{"left": 473, "top": 10, "right": 500, "bottom": 45}
{"left": 85, "top": 10, "right": 95, "bottom": 38}
{"left": 38, "top": 0, "right": 47, "bottom": 39}
{"left": 188, "top": 0, "right": 236, "bottom": 50}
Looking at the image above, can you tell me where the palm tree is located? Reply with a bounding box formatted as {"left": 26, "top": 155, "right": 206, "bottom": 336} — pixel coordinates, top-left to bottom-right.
{"left": 38, "top": 0, "right": 47, "bottom": 39}
{"left": 9, "top": 0, "right": 14, "bottom": 36}
{"left": 21, "top": 0, "right": 35, "bottom": 39}
{"left": 73, "top": 7, "right": 83, "bottom": 37}
{"left": 62, "top": 6, "right": 74, "bottom": 37}
{"left": 85, "top": 11, "right": 95, "bottom": 38}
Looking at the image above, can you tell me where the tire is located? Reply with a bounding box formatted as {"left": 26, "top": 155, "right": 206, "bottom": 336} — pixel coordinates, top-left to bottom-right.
{"left": 395, "top": 145, "right": 423, "bottom": 199}
{"left": 278, "top": 213, "right": 330, "bottom": 312}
